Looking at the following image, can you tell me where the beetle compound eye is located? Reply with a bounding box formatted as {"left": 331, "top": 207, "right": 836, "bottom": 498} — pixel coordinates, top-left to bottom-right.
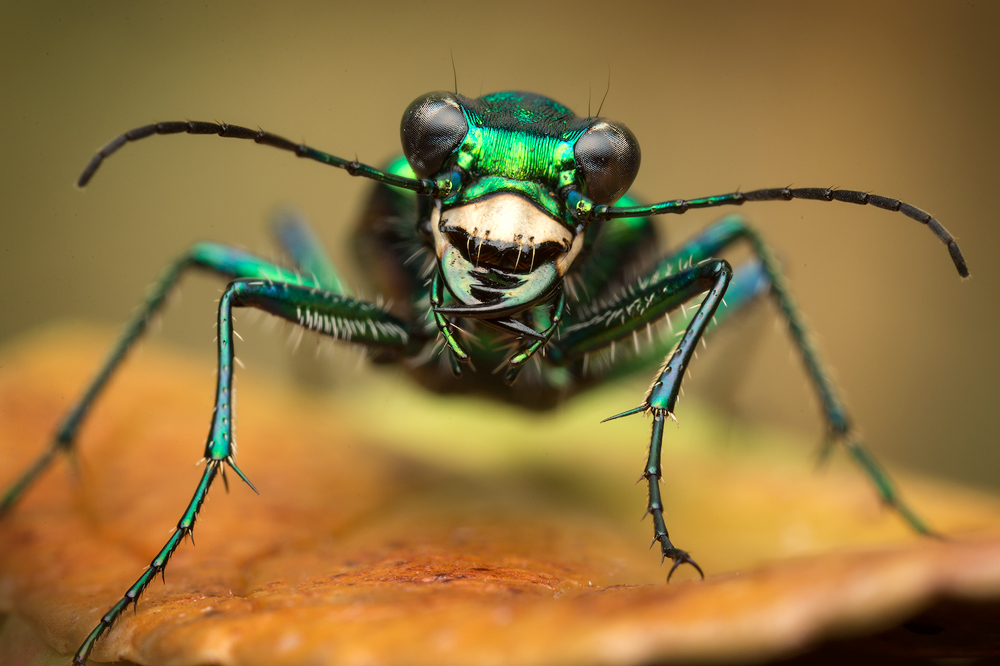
{"left": 400, "top": 92, "right": 469, "bottom": 178}
{"left": 574, "top": 121, "right": 641, "bottom": 204}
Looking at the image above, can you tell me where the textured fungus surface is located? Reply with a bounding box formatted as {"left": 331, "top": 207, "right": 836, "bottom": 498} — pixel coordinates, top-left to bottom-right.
{"left": 1, "top": 326, "right": 999, "bottom": 665}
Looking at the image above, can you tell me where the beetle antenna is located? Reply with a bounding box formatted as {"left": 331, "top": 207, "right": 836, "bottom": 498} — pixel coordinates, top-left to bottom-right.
{"left": 76, "top": 121, "right": 447, "bottom": 197}
{"left": 596, "top": 187, "right": 969, "bottom": 278}
{"left": 596, "top": 65, "right": 610, "bottom": 117}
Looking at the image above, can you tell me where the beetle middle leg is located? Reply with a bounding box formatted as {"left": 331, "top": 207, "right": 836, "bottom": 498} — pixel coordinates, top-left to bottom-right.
{"left": 271, "top": 209, "right": 349, "bottom": 295}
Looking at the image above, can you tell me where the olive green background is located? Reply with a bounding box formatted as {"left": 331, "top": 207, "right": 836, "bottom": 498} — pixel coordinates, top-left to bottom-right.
{"left": 0, "top": 2, "right": 997, "bottom": 491}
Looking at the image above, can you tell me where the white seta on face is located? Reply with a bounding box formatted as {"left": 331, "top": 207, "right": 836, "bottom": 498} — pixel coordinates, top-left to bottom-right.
{"left": 432, "top": 194, "right": 583, "bottom": 275}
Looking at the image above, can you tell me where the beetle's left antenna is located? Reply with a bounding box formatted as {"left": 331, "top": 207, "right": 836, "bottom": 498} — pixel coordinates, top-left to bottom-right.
{"left": 77, "top": 121, "right": 453, "bottom": 198}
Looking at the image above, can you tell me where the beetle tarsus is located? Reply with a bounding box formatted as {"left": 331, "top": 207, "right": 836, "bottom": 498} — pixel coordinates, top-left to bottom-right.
{"left": 664, "top": 547, "right": 704, "bottom": 582}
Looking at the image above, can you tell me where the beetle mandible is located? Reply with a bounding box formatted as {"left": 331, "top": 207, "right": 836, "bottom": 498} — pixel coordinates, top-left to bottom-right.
{"left": 0, "top": 90, "right": 969, "bottom": 665}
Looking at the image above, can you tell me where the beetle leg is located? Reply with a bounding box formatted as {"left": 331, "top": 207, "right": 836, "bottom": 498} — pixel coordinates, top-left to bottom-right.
{"left": 656, "top": 215, "right": 932, "bottom": 534}
{"left": 581, "top": 258, "right": 770, "bottom": 383}
{"left": 557, "top": 213, "right": 932, "bottom": 545}
{"left": 646, "top": 410, "right": 703, "bottom": 581}
{"left": 0, "top": 242, "right": 326, "bottom": 517}
{"left": 557, "top": 259, "right": 734, "bottom": 577}
{"left": 73, "top": 461, "right": 224, "bottom": 665}
{"left": 430, "top": 271, "right": 471, "bottom": 374}
{"left": 271, "top": 208, "right": 349, "bottom": 295}
{"left": 72, "top": 279, "right": 414, "bottom": 664}
{"left": 503, "top": 290, "right": 566, "bottom": 385}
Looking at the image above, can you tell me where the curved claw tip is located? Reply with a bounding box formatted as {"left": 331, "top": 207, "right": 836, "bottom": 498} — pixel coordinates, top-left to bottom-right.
{"left": 665, "top": 549, "right": 704, "bottom": 582}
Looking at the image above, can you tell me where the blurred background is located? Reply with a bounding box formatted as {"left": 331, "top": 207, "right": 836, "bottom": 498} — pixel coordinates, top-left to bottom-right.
{"left": 0, "top": 1, "right": 996, "bottom": 491}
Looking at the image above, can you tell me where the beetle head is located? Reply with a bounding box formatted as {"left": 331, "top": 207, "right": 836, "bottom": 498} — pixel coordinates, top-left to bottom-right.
{"left": 399, "top": 91, "right": 640, "bottom": 335}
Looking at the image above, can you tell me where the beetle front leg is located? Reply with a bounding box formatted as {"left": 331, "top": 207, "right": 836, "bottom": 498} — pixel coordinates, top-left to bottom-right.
{"left": 556, "top": 259, "right": 733, "bottom": 577}
{"left": 645, "top": 410, "right": 703, "bottom": 580}
{"left": 633, "top": 261, "right": 731, "bottom": 578}
{"left": 73, "top": 461, "right": 224, "bottom": 665}
{"left": 73, "top": 278, "right": 415, "bottom": 665}
{"left": 0, "top": 243, "right": 321, "bottom": 517}
{"left": 582, "top": 214, "right": 932, "bottom": 536}
{"left": 657, "top": 215, "right": 932, "bottom": 534}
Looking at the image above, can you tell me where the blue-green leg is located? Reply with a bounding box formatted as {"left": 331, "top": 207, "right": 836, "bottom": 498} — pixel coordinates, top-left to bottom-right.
{"left": 73, "top": 462, "right": 219, "bottom": 665}
{"left": 556, "top": 258, "right": 734, "bottom": 577}
{"left": 593, "top": 258, "right": 769, "bottom": 383}
{"left": 554, "top": 214, "right": 931, "bottom": 578}
{"left": 0, "top": 243, "right": 320, "bottom": 517}
{"left": 73, "top": 279, "right": 414, "bottom": 664}
{"left": 649, "top": 215, "right": 850, "bottom": 435}
{"left": 649, "top": 215, "right": 931, "bottom": 534}
{"left": 632, "top": 261, "right": 731, "bottom": 579}
{"left": 430, "top": 271, "right": 471, "bottom": 376}
{"left": 504, "top": 290, "right": 566, "bottom": 385}
{"left": 271, "top": 209, "right": 349, "bottom": 295}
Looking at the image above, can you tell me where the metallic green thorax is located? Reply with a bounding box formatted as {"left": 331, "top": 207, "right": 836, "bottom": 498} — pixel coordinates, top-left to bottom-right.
{"left": 444, "top": 92, "right": 592, "bottom": 224}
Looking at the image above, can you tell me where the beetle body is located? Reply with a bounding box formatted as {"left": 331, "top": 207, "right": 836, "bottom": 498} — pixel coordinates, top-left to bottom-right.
{"left": 0, "top": 89, "right": 968, "bottom": 665}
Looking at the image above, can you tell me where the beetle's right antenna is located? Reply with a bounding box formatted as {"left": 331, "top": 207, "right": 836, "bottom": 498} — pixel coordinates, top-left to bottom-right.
{"left": 77, "top": 121, "right": 458, "bottom": 199}
{"left": 592, "top": 187, "right": 969, "bottom": 278}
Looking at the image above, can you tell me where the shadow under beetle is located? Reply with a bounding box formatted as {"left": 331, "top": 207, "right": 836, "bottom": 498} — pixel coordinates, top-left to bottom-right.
{"left": 0, "top": 90, "right": 969, "bottom": 664}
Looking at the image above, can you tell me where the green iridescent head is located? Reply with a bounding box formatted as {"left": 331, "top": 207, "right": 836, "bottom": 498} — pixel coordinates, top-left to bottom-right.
{"left": 400, "top": 90, "right": 641, "bottom": 225}
{"left": 399, "top": 90, "right": 641, "bottom": 334}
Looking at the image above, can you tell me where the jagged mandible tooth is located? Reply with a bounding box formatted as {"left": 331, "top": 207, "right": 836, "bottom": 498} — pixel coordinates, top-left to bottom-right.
{"left": 431, "top": 194, "right": 584, "bottom": 275}
{"left": 435, "top": 244, "right": 560, "bottom": 317}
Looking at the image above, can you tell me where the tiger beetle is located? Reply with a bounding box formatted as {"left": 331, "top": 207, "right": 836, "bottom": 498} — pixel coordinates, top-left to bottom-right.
{"left": 0, "top": 90, "right": 968, "bottom": 665}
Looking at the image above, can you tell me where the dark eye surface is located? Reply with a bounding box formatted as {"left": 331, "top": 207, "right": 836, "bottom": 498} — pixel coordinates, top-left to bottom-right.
{"left": 400, "top": 92, "right": 469, "bottom": 178}
{"left": 574, "top": 120, "right": 641, "bottom": 204}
